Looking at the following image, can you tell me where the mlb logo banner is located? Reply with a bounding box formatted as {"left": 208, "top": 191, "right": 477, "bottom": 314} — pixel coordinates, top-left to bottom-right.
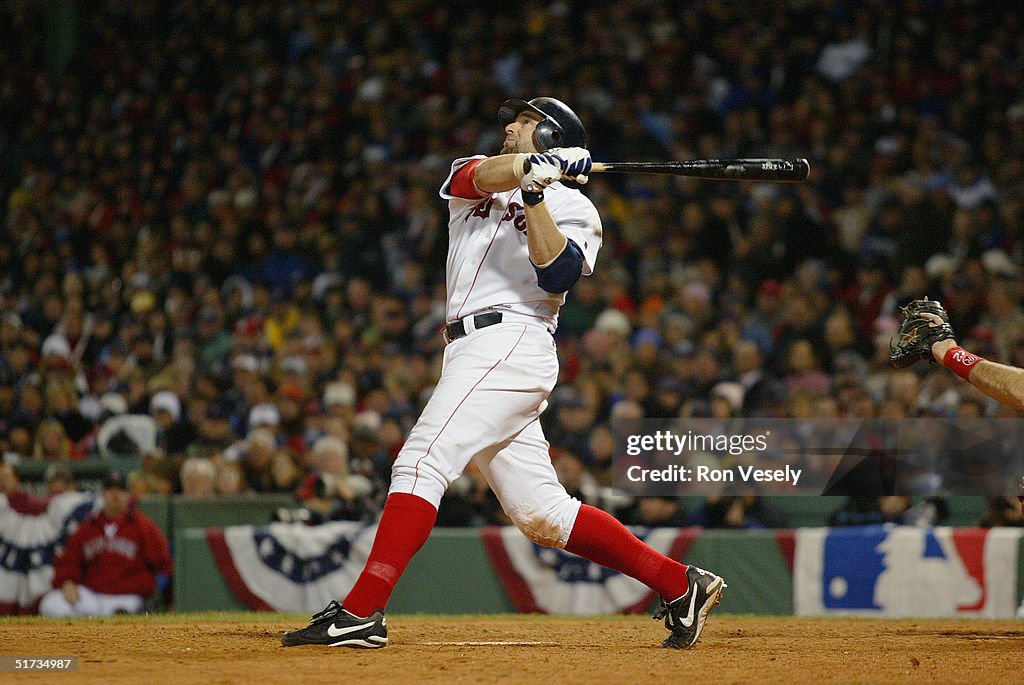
{"left": 794, "top": 526, "right": 1023, "bottom": 618}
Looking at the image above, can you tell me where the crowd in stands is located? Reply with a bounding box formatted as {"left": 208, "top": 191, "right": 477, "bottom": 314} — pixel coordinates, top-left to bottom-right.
{"left": 2, "top": 1, "right": 1024, "bottom": 528}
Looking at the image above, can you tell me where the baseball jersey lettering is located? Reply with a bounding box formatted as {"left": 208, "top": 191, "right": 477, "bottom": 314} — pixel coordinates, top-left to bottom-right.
{"left": 502, "top": 203, "right": 528, "bottom": 232}
{"left": 469, "top": 197, "right": 495, "bottom": 220}
{"left": 83, "top": 535, "right": 139, "bottom": 560}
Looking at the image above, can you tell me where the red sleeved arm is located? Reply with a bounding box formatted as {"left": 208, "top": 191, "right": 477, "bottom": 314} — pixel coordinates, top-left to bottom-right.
{"left": 53, "top": 527, "right": 86, "bottom": 587}
{"left": 448, "top": 158, "right": 487, "bottom": 200}
{"left": 142, "top": 518, "right": 173, "bottom": 577}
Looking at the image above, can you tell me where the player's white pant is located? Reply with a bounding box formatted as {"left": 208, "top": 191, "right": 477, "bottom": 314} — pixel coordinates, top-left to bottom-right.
{"left": 38, "top": 585, "right": 145, "bottom": 617}
{"left": 390, "top": 320, "right": 581, "bottom": 547}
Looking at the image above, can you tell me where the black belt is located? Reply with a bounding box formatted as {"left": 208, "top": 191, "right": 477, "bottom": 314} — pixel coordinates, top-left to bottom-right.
{"left": 444, "top": 312, "right": 503, "bottom": 343}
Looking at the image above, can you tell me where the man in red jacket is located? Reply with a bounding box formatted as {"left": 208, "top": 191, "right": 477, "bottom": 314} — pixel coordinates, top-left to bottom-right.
{"left": 39, "top": 472, "right": 172, "bottom": 616}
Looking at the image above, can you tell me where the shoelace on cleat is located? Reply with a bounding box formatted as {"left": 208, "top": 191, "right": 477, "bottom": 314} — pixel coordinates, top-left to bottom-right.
{"left": 309, "top": 600, "right": 342, "bottom": 624}
{"left": 651, "top": 598, "right": 678, "bottom": 629}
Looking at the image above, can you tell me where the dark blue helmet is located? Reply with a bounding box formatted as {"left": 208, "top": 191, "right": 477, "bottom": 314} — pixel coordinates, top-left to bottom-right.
{"left": 498, "top": 97, "right": 586, "bottom": 151}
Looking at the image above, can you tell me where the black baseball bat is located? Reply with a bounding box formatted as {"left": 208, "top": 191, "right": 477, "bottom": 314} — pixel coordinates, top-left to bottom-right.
{"left": 590, "top": 158, "right": 810, "bottom": 182}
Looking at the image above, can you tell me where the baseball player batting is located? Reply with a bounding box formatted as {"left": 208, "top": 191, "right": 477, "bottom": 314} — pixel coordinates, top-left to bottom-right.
{"left": 283, "top": 97, "right": 726, "bottom": 649}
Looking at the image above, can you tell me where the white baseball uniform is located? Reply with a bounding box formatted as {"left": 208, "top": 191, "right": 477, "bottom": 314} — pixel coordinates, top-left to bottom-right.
{"left": 38, "top": 585, "right": 144, "bottom": 616}
{"left": 388, "top": 155, "right": 602, "bottom": 547}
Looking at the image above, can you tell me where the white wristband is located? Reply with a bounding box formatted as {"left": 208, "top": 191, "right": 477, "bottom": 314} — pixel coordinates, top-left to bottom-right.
{"left": 512, "top": 153, "right": 529, "bottom": 179}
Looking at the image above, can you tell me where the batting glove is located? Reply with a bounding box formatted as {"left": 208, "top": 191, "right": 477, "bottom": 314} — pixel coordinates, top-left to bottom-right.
{"left": 520, "top": 153, "right": 564, "bottom": 194}
{"left": 547, "top": 147, "right": 592, "bottom": 184}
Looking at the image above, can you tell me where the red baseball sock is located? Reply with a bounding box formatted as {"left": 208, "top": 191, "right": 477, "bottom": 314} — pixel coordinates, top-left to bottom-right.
{"left": 564, "top": 504, "right": 688, "bottom": 600}
{"left": 343, "top": 492, "right": 437, "bottom": 617}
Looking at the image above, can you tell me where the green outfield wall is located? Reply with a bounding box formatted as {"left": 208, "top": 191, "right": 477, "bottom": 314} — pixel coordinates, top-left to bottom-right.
{"left": 173, "top": 517, "right": 1024, "bottom": 616}
{"left": 174, "top": 526, "right": 799, "bottom": 614}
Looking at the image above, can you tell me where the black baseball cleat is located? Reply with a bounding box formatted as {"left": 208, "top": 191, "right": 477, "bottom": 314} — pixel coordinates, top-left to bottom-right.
{"left": 281, "top": 600, "right": 388, "bottom": 648}
{"left": 652, "top": 565, "right": 726, "bottom": 649}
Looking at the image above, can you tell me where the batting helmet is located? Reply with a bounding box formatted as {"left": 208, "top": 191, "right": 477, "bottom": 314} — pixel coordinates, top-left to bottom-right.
{"left": 498, "top": 97, "right": 586, "bottom": 151}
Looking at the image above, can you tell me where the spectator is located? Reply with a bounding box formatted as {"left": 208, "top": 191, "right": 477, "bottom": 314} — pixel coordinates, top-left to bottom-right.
{"left": 294, "top": 436, "right": 378, "bottom": 524}
{"left": 622, "top": 496, "right": 689, "bottom": 528}
{"left": 33, "top": 419, "right": 72, "bottom": 461}
{"left": 828, "top": 496, "right": 913, "bottom": 527}
{"left": 235, "top": 428, "right": 278, "bottom": 493}
{"left": 436, "top": 465, "right": 508, "bottom": 527}
{"left": 690, "top": 496, "right": 788, "bottom": 529}
{"left": 180, "top": 457, "right": 217, "bottom": 499}
{"left": 43, "top": 463, "right": 77, "bottom": 495}
{"left": 149, "top": 391, "right": 194, "bottom": 456}
{"left": 979, "top": 496, "right": 1024, "bottom": 528}
{"left": 129, "top": 453, "right": 178, "bottom": 496}
{"left": 38, "top": 472, "right": 172, "bottom": 616}
{"left": 269, "top": 448, "right": 304, "bottom": 494}
{"left": 215, "top": 461, "right": 249, "bottom": 497}
{"left": 0, "top": 464, "right": 19, "bottom": 496}
{"left": 186, "top": 403, "right": 238, "bottom": 459}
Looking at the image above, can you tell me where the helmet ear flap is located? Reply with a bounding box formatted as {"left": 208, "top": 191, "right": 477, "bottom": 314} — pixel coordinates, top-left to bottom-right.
{"left": 532, "top": 119, "right": 562, "bottom": 152}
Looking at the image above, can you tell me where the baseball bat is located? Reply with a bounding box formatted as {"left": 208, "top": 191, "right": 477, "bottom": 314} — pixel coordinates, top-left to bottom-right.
{"left": 589, "top": 158, "right": 810, "bottom": 182}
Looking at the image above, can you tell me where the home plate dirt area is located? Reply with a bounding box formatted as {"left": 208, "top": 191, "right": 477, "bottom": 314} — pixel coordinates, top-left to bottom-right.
{"left": 1, "top": 614, "right": 1020, "bottom": 684}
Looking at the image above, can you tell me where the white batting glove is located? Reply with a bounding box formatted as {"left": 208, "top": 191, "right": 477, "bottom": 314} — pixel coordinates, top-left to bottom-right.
{"left": 547, "top": 147, "right": 592, "bottom": 184}
{"left": 519, "top": 153, "right": 563, "bottom": 193}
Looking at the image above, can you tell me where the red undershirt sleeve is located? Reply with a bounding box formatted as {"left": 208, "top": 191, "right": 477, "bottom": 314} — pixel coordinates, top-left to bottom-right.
{"left": 448, "top": 158, "right": 487, "bottom": 199}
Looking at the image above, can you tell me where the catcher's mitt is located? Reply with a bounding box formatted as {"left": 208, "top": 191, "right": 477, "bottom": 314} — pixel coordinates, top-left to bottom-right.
{"left": 889, "top": 298, "right": 957, "bottom": 368}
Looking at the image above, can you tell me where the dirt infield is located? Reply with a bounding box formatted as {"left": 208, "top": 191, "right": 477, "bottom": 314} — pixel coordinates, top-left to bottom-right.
{"left": 0, "top": 613, "right": 1020, "bottom": 684}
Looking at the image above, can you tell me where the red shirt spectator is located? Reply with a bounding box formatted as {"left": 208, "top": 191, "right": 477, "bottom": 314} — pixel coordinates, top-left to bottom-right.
{"left": 52, "top": 474, "right": 172, "bottom": 598}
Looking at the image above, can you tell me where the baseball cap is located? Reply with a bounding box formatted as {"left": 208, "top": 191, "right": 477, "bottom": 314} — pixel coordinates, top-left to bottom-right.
{"left": 322, "top": 381, "right": 356, "bottom": 407}
{"left": 41, "top": 334, "right": 72, "bottom": 359}
{"left": 710, "top": 382, "right": 745, "bottom": 412}
{"left": 1, "top": 312, "right": 22, "bottom": 330}
{"left": 99, "top": 392, "right": 129, "bottom": 416}
{"left": 631, "top": 328, "right": 663, "bottom": 349}
{"left": 981, "top": 249, "right": 1021, "bottom": 277}
{"left": 231, "top": 353, "right": 260, "bottom": 373}
{"left": 278, "top": 382, "right": 304, "bottom": 402}
{"left": 103, "top": 471, "right": 129, "bottom": 490}
{"left": 281, "top": 355, "right": 308, "bottom": 375}
{"left": 593, "top": 309, "right": 632, "bottom": 337}
{"left": 149, "top": 390, "right": 182, "bottom": 422}
{"left": 248, "top": 403, "right": 281, "bottom": 429}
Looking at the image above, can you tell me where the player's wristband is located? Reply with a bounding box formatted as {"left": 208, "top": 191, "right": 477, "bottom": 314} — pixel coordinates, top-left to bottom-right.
{"left": 942, "top": 346, "right": 985, "bottom": 381}
{"left": 522, "top": 189, "right": 544, "bottom": 206}
{"left": 513, "top": 153, "right": 529, "bottom": 179}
